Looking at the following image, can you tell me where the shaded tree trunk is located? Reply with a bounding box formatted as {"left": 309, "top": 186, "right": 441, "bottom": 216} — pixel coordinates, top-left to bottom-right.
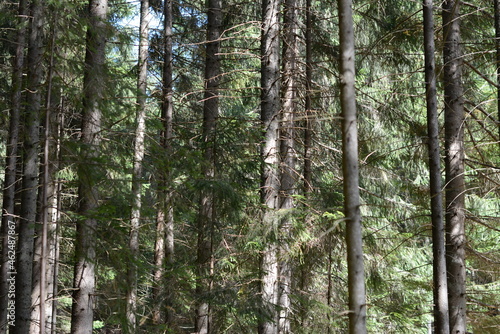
{"left": 126, "top": 0, "right": 149, "bottom": 331}
{"left": 337, "top": 0, "right": 367, "bottom": 332}
{"left": 0, "top": 0, "right": 27, "bottom": 332}
{"left": 195, "top": 1, "right": 222, "bottom": 332}
{"left": 259, "top": 0, "right": 281, "bottom": 333}
{"left": 152, "top": 0, "right": 175, "bottom": 325}
{"left": 442, "top": 1, "right": 466, "bottom": 333}
{"left": 13, "top": 0, "right": 44, "bottom": 332}
{"left": 423, "top": 1, "right": 450, "bottom": 333}
{"left": 70, "top": 0, "right": 108, "bottom": 332}
{"left": 277, "top": 0, "right": 299, "bottom": 331}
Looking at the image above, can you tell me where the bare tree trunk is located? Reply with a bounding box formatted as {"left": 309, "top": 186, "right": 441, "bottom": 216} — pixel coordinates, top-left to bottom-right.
{"left": 195, "top": 1, "right": 221, "bottom": 333}
{"left": 0, "top": 0, "right": 27, "bottom": 332}
{"left": 423, "top": 1, "right": 450, "bottom": 333}
{"left": 259, "top": 0, "right": 281, "bottom": 333}
{"left": 126, "top": 0, "right": 150, "bottom": 331}
{"left": 152, "top": 0, "right": 175, "bottom": 325}
{"left": 442, "top": 1, "right": 466, "bottom": 333}
{"left": 278, "top": 0, "right": 299, "bottom": 331}
{"left": 13, "top": 0, "right": 44, "bottom": 332}
{"left": 337, "top": 0, "right": 367, "bottom": 332}
{"left": 303, "top": 0, "right": 313, "bottom": 197}
{"left": 71, "top": 0, "right": 107, "bottom": 333}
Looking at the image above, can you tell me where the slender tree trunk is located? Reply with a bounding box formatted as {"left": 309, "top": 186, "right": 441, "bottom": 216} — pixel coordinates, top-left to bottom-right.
{"left": 259, "top": 0, "right": 281, "bottom": 333}
{"left": 442, "top": 1, "right": 466, "bottom": 333}
{"left": 13, "top": 0, "right": 44, "bottom": 332}
{"left": 0, "top": 0, "right": 27, "bottom": 332}
{"left": 337, "top": 0, "right": 367, "bottom": 332}
{"left": 278, "top": 0, "right": 299, "bottom": 331}
{"left": 423, "top": 1, "right": 450, "bottom": 333}
{"left": 304, "top": 0, "right": 313, "bottom": 196}
{"left": 126, "top": 0, "right": 150, "bottom": 331}
{"left": 495, "top": 0, "right": 500, "bottom": 142}
{"left": 152, "top": 0, "right": 175, "bottom": 325}
{"left": 71, "top": 0, "right": 107, "bottom": 332}
{"left": 195, "top": 1, "right": 221, "bottom": 332}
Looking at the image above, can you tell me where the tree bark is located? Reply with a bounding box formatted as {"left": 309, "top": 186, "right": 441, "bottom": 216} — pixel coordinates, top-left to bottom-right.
{"left": 13, "top": 0, "right": 44, "bottom": 332}
{"left": 0, "top": 0, "right": 27, "bottom": 332}
{"left": 259, "top": 0, "right": 281, "bottom": 333}
{"left": 70, "top": 0, "right": 107, "bottom": 332}
{"left": 195, "top": 1, "right": 221, "bottom": 332}
{"left": 442, "top": 1, "right": 467, "bottom": 333}
{"left": 278, "top": 0, "right": 299, "bottom": 331}
{"left": 423, "top": 1, "right": 450, "bottom": 333}
{"left": 126, "top": 0, "right": 149, "bottom": 331}
{"left": 337, "top": 0, "right": 367, "bottom": 332}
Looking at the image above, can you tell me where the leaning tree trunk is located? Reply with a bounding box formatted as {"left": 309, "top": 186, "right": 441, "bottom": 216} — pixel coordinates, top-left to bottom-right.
{"left": 423, "top": 1, "right": 450, "bottom": 333}
{"left": 70, "top": 0, "right": 107, "bottom": 333}
{"left": 126, "top": 0, "right": 149, "bottom": 331}
{"left": 442, "top": 1, "right": 467, "bottom": 333}
{"left": 195, "top": 1, "right": 222, "bottom": 332}
{"left": 278, "top": 0, "right": 299, "bottom": 331}
{"left": 0, "top": 0, "right": 27, "bottom": 332}
{"left": 337, "top": 0, "right": 367, "bottom": 332}
{"left": 13, "top": 0, "right": 44, "bottom": 332}
{"left": 259, "top": 0, "right": 281, "bottom": 333}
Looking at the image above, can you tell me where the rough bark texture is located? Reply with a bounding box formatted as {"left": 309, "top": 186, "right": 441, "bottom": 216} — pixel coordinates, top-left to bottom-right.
{"left": 259, "top": 0, "right": 281, "bottom": 333}
{"left": 13, "top": 0, "right": 44, "bottom": 332}
{"left": 337, "top": 0, "right": 367, "bottom": 332}
{"left": 196, "top": 1, "right": 221, "bottom": 332}
{"left": 70, "top": 0, "right": 107, "bottom": 332}
{"left": 0, "top": 0, "right": 26, "bottom": 332}
{"left": 278, "top": 0, "right": 299, "bottom": 331}
{"left": 423, "top": 1, "right": 450, "bottom": 333}
{"left": 442, "top": 1, "right": 467, "bottom": 333}
{"left": 126, "top": 0, "right": 149, "bottom": 331}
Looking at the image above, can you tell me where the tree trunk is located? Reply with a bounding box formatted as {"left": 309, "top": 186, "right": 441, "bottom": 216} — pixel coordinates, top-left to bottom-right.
{"left": 13, "top": 0, "right": 44, "bottom": 332}
{"left": 126, "top": 0, "right": 149, "bottom": 331}
{"left": 71, "top": 0, "right": 107, "bottom": 332}
{"left": 278, "top": 0, "right": 299, "bottom": 331}
{"left": 442, "top": 1, "right": 466, "bottom": 333}
{"left": 259, "top": 0, "right": 281, "bottom": 333}
{"left": 195, "top": 1, "right": 221, "bottom": 332}
{"left": 0, "top": 0, "right": 27, "bottom": 332}
{"left": 423, "top": 1, "right": 450, "bottom": 333}
{"left": 152, "top": 0, "right": 175, "bottom": 325}
{"left": 337, "top": 0, "right": 367, "bottom": 332}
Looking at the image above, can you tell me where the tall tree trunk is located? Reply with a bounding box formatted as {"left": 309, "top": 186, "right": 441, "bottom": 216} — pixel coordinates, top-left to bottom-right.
{"left": 13, "top": 0, "right": 44, "bottom": 332}
{"left": 278, "top": 0, "right": 299, "bottom": 331}
{"left": 195, "top": 1, "right": 221, "bottom": 332}
{"left": 423, "top": 1, "right": 450, "bottom": 333}
{"left": 152, "top": 0, "right": 175, "bottom": 325}
{"left": 495, "top": 0, "right": 500, "bottom": 142}
{"left": 0, "top": 0, "right": 27, "bottom": 332}
{"left": 70, "top": 0, "right": 107, "bottom": 332}
{"left": 259, "top": 0, "right": 281, "bottom": 333}
{"left": 337, "top": 0, "right": 367, "bottom": 333}
{"left": 126, "top": 0, "right": 149, "bottom": 331}
{"left": 442, "top": 1, "right": 466, "bottom": 333}
{"left": 303, "top": 0, "right": 313, "bottom": 196}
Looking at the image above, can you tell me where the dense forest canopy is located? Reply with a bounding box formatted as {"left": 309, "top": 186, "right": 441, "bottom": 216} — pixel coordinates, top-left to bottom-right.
{"left": 0, "top": 0, "right": 499, "bottom": 333}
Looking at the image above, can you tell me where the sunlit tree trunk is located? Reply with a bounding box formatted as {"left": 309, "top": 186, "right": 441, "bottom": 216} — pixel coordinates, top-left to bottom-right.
{"left": 0, "top": 0, "right": 27, "bottom": 332}
{"left": 442, "top": 1, "right": 466, "bottom": 333}
{"left": 259, "top": 0, "right": 281, "bottom": 333}
{"left": 13, "top": 0, "right": 44, "bottom": 332}
{"left": 195, "top": 1, "right": 221, "bottom": 332}
{"left": 423, "top": 1, "right": 450, "bottom": 333}
{"left": 337, "top": 0, "right": 367, "bottom": 332}
{"left": 71, "top": 0, "right": 107, "bottom": 332}
{"left": 126, "top": 0, "right": 149, "bottom": 331}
